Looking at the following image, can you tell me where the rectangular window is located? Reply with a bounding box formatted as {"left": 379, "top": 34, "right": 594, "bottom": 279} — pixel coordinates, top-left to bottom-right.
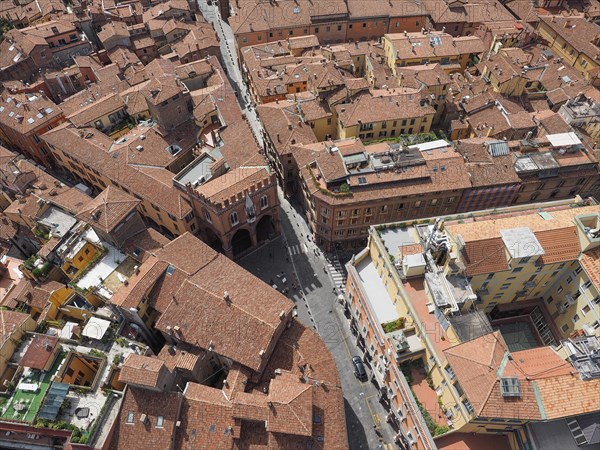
{"left": 127, "top": 411, "right": 135, "bottom": 423}
{"left": 156, "top": 416, "right": 164, "bottom": 428}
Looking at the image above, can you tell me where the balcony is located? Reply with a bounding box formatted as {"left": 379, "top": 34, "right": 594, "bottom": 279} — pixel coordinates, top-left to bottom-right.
{"left": 389, "top": 329, "right": 425, "bottom": 363}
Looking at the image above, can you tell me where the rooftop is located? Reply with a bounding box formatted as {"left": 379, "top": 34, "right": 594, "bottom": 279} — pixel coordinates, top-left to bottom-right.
{"left": 355, "top": 254, "right": 399, "bottom": 325}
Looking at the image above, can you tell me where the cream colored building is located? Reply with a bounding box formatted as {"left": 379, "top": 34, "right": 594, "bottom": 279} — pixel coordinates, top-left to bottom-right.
{"left": 382, "top": 32, "right": 486, "bottom": 75}
{"left": 344, "top": 197, "right": 600, "bottom": 449}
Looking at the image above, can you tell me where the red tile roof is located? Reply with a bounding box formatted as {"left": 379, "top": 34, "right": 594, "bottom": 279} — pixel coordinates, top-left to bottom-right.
{"left": 444, "top": 332, "right": 600, "bottom": 421}
{"left": 580, "top": 246, "right": 600, "bottom": 291}
{"left": 119, "top": 354, "right": 170, "bottom": 389}
{"left": 109, "top": 387, "right": 182, "bottom": 450}
{"left": 76, "top": 186, "right": 140, "bottom": 233}
{"left": 19, "top": 334, "right": 58, "bottom": 370}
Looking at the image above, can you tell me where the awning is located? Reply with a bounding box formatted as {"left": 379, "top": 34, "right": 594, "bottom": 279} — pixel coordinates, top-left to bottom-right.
{"left": 38, "top": 383, "right": 69, "bottom": 420}
{"left": 82, "top": 317, "right": 111, "bottom": 340}
{"left": 546, "top": 132, "right": 582, "bottom": 147}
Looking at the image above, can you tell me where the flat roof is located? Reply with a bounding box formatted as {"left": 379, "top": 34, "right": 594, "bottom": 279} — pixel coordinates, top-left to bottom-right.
{"left": 355, "top": 256, "right": 399, "bottom": 325}
{"left": 174, "top": 154, "right": 214, "bottom": 188}
{"left": 500, "top": 227, "right": 545, "bottom": 259}
{"left": 76, "top": 240, "right": 126, "bottom": 292}
{"left": 547, "top": 132, "right": 582, "bottom": 147}
{"left": 38, "top": 207, "right": 77, "bottom": 239}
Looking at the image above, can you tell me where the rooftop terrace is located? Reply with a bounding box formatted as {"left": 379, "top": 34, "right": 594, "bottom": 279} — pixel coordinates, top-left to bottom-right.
{"left": 355, "top": 255, "right": 399, "bottom": 325}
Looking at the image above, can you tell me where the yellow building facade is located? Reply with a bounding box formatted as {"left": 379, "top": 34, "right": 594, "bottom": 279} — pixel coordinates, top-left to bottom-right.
{"left": 344, "top": 198, "right": 600, "bottom": 449}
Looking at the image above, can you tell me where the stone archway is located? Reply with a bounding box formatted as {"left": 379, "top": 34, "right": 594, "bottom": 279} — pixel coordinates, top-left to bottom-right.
{"left": 231, "top": 228, "right": 252, "bottom": 257}
{"left": 204, "top": 228, "right": 223, "bottom": 253}
{"left": 255, "top": 215, "right": 275, "bottom": 244}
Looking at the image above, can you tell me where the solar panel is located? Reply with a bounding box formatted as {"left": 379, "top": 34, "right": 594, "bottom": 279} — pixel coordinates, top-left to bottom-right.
{"left": 500, "top": 377, "right": 521, "bottom": 397}
{"left": 486, "top": 140, "right": 510, "bottom": 157}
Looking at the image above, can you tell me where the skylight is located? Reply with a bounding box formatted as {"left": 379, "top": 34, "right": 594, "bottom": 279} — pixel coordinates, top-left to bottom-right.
{"left": 430, "top": 36, "right": 442, "bottom": 47}
{"left": 500, "top": 377, "right": 521, "bottom": 397}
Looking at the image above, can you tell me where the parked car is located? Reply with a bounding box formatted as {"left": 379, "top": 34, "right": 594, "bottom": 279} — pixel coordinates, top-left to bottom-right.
{"left": 352, "top": 356, "right": 367, "bottom": 380}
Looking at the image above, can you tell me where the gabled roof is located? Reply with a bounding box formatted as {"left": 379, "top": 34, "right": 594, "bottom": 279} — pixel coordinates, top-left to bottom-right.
{"left": 267, "top": 376, "right": 313, "bottom": 436}
{"left": 110, "top": 387, "right": 182, "bottom": 450}
{"left": 77, "top": 186, "right": 140, "bottom": 234}
{"left": 0, "top": 310, "right": 31, "bottom": 347}
{"left": 580, "top": 246, "right": 600, "bottom": 292}
{"left": 444, "top": 332, "right": 600, "bottom": 421}
{"left": 19, "top": 334, "right": 58, "bottom": 369}
{"left": 155, "top": 276, "right": 287, "bottom": 371}
{"left": 119, "top": 354, "right": 169, "bottom": 388}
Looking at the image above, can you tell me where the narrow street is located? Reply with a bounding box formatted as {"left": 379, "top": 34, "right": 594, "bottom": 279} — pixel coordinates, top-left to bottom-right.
{"left": 197, "top": 0, "right": 264, "bottom": 147}
{"left": 238, "top": 191, "right": 399, "bottom": 450}
{"left": 196, "top": 2, "right": 399, "bottom": 447}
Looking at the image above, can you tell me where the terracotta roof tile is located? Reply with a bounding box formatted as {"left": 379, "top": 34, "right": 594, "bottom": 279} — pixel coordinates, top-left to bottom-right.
{"left": 536, "top": 375, "right": 600, "bottom": 420}
{"left": 539, "top": 16, "right": 600, "bottom": 61}
{"left": 122, "top": 228, "right": 169, "bottom": 263}
{"left": 76, "top": 186, "right": 140, "bottom": 233}
{"left": 267, "top": 377, "right": 313, "bottom": 436}
{"left": 110, "top": 257, "right": 169, "bottom": 309}
{"left": 447, "top": 205, "right": 600, "bottom": 243}
{"left": 119, "top": 354, "right": 169, "bottom": 388}
{"left": 195, "top": 167, "right": 268, "bottom": 203}
{"left": 109, "top": 387, "right": 182, "bottom": 450}
{"left": 0, "top": 310, "right": 31, "bottom": 347}
{"left": 19, "top": 334, "right": 58, "bottom": 369}
{"left": 461, "top": 237, "right": 509, "bottom": 276}
{"left": 580, "top": 246, "right": 600, "bottom": 291}
{"left": 536, "top": 226, "right": 580, "bottom": 265}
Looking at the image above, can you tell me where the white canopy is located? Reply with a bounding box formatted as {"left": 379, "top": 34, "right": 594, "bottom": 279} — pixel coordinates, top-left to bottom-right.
{"left": 82, "top": 317, "right": 111, "bottom": 340}
{"left": 547, "top": 132, "right": 581, "bottom": 147}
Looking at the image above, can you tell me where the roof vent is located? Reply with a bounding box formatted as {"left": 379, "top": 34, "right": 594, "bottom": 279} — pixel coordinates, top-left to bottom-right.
{"left": 223, "top": 291, "right": 230, "bottom": 301}
{"left": 259, "top": 349, "right": 266, "bottom": 357}
{"left": 279, "top": 311, "right": 286, "bottom": 320}
{"left": 136, "top": 145, "right": 143, "bottom": 151}
{"left": 140, "top": 414, "right": 148, "bottom": 424}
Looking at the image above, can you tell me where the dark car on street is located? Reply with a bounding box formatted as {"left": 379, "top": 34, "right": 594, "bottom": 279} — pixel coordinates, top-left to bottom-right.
{"left": 352, "top": 356, "right": 367, "bottom": 380}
